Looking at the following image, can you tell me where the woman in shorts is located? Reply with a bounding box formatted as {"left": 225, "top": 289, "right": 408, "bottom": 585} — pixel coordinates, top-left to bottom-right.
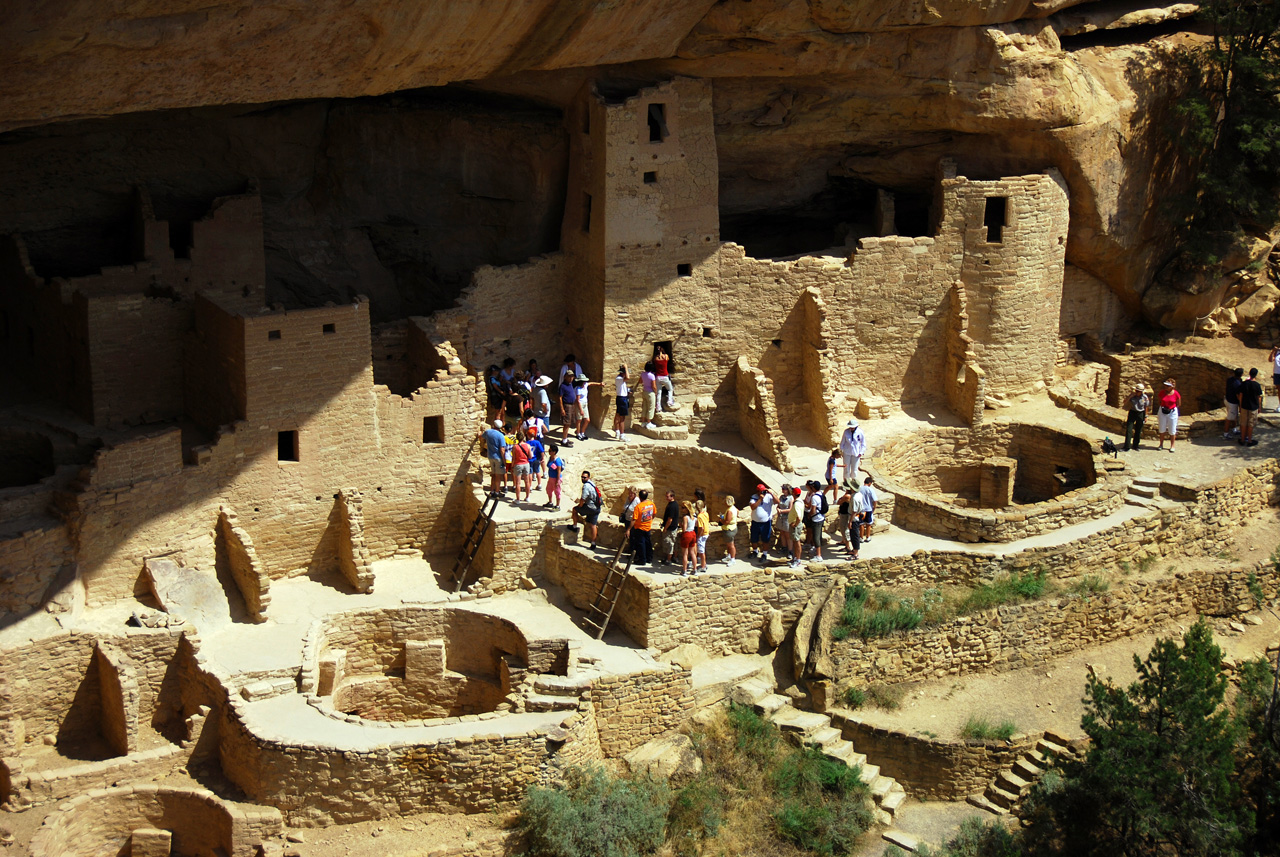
{"left": 613, "top": 365, "right": 630, "bottom": 441}
{"left": 679, "top": 501, "right": 698, "bottom": 576}
{"left": 1156, "top": 378, "right": 1182, "bottom": 452}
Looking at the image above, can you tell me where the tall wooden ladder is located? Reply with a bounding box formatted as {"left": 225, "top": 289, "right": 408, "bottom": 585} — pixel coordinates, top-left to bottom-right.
{"left": 452, "top": 491, "right": 501, "bottom": 592}
{"left": 583, "top": 540, "right": 634, "bottom": 640}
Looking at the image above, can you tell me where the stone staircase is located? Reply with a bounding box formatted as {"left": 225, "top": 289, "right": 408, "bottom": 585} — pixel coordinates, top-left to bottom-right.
{"left": 516, "top": 674, "right": 592, "bottom": 713}
{"left": 1125, "top": 476, "right": 1161, "bottom": 509}
{"left": 733, "top": 677, "right": 906, "bottom": 824}
{"left": 632, "top": 404, "right": 690, "bottom": 441}
{"left": 967, "top": 731, "right": 1081, "bottom": 816}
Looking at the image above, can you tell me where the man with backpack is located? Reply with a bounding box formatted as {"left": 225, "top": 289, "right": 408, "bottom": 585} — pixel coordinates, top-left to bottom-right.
{"left": 568, "top": 470, "right": 602, "bottom": 549}
{"left": 806, "top": 480, "right": 827, "bottom": 562}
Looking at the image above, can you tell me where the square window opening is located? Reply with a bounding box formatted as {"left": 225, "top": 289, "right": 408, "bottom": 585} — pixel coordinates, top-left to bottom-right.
{"left": 268, "top": 329, "right": 282, "bottom": 341}
{"left": 647, "top": 103, "right": 668, "bottom": 143}
{"left": 701, "top": 327, "right": 713, "bottom": 338}
{"left": 677, "top": 263, "right": 692, "bottom": 278}
{"left": 771, "top": 339, "right": 783, "bottom": 348}
{"left": 983, "top": 196, "right": 1008, "bottom": 244}
{"left": 278, "top": 430, "right": 299, "bottom": 462}
{"left": 422, "top": 415, "right": 445, "bottom": 444}
{"left": 582, "top": 192, "right": 593, "bottom": 234}
{"left": 643, "top": 171, "right": 657, "bottom": 184}
{"left": 322, "top": 323, "right": 336, "bottom": 334}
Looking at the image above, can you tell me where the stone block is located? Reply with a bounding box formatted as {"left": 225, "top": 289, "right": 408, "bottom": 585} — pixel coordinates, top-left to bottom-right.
{"left": 131, "top": 828, "right": 172, "bottom": 857}
{"left": 318, "top": 649, "right": 346, "bottom": 697}
{"left": 405, "top": 639, "right": 447, "bottom": 683}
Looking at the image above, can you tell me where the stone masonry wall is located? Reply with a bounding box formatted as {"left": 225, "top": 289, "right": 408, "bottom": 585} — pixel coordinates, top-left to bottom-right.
{"left": 589, "top": 666, "right": 694, "bottom": 757}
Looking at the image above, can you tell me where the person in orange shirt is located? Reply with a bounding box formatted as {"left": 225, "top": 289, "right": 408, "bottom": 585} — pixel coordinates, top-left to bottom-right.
{"left": 629, "top": 489, "right": 657, "bottom": 565}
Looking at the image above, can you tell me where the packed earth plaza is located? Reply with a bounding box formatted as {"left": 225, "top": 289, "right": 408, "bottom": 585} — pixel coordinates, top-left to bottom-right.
{"left": 2, "top": 12, "right": 1280, "bottom": 857}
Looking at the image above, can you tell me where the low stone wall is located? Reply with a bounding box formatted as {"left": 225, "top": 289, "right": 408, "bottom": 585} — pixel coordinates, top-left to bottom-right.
{"left": 829, "top": 710, "right": 1038, "bottom": 800}
{"left": 27, "top": 785, "right": 283, "bottom": 857}
{"left": 870, "top": 421, "right": 1127, "bottom": 542}
{"left": 1048, "top": 386, "right": 1205, "bottom": 439}
{"left": 831, "top": 559, "right": 1280, "bottom": 686}
{"left": 10, "top": 742, "right": 189, "bottom": 808}
{"left": 590, "top": 667, "right": 694, "bottom": 757}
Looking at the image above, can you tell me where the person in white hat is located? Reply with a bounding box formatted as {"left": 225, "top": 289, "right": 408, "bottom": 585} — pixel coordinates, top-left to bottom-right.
{"left": 839, "top": 419, "right": 866, "bottom": 484}
{"left": 1123, "top": 382, "right": 1149, "bottom": 451}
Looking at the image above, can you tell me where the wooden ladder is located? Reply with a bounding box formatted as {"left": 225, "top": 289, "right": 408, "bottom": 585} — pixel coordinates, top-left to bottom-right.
{"left": 583, "top": 539, "right": 634, "bottom": 640}
{"left": 452, "top": 491, "right": 501, "bottom": 593}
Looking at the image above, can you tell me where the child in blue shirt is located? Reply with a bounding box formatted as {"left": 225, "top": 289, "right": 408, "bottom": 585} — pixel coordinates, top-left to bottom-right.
{"left": 545, "top": 444, "right": 566, "bottom": 509}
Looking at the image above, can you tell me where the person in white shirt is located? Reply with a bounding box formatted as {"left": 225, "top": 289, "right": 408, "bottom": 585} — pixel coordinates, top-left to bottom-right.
{"left": 805, "top": 481, "right": 826, "bottom": 562}
{"left": 533, "top": 375, "right": 553, "bottom": 434}
{"left": 748, "top": 484, "right": 776, "bottom": 561}
{"left": 839, "top": 419, "right": 867, "bottom": 484}
{"left": 612, "top": 365, "right": 631, "bottom": 442}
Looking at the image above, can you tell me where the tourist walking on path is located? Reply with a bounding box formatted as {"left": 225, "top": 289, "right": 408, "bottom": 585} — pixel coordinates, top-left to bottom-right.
{"left": 748, "top": 484, "right": 776, "bottom": 562}
{"left": 1156, "top": 379, "right": 1181, "bottom": 452}
{"left": 620, "top": 486, "right": 640, "bottom": 529}
{"left": 558, "top": 375, "right": 578, "bottom": 443}
{"left": 858, "top": 477, "right": 877, "bottom": 543}
{"left": 847, "top": 487, "right": 868, "bottom": 560}
{"left": 545, "top": 444, "right": 565, "bottom": 509}
{"left": 1239, "top": 368, "right": 1263, "bottom": 447}
{"left": 569, "top": 471, "right": 602, "bottom": 548}
{"left": 694, "top": 499, "right": 710, "bottom": 572}
{"left": 776, "top": 484, "right": 794, "bottom": 558}
{"left": 630, "top": 490, "right": 656, "bottom": 565}
{"left": 836, "top": 484, "right": 855, "bottom": 554}
{"left": 658, "top": 490, "right": 679, "bottom": 564}
{"left": 559, "top": 353, "right": 583, "bottom": 386}
{"left": 1123, "top": 383, "right": 1149, "bottom": 451}
{"left": 824, "top": 450, "right": 840, "bottom": 501}
{"left": 574, "top": 374, "right": 600, "bottom": 441}
{"left": 720, "top": 495, "right": 738, "bottom": 565}
{"left": 640, "top": 362, "right": 658, "bottom": 429}
{"left": 533, "top": 375, "right": 553, "bottom": 430}
{"left": 679, "top": 501, "right": 697, "bottom": 575}
{"left": 787, "top": 487, "right": 804, "bottom": 568}
{"left": 613, "top": 365, "right": 631, "bottom": 442}
{"left": 1224, "top": 369, "right": 1244, "bottom": 439}
{"left": 840, "top": 419, "right": 866, "bottom": 483}
{"left": 805, "top": 481, "right": 826, "bottom": 562}
{"left": 653, "top": 345, "right": 675, "bottom": 411}
{"left": 480, "top": 419, "right": 508, "bottom": 495}
{"left": 510, "top": 433, "right": 534, "bottom": 502}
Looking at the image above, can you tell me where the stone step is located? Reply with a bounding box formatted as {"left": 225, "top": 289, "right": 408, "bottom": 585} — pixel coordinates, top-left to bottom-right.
{"left": 1013, "top": 758, "right": 1044, "bottom": 780}
{"left": 1043, "top": 729, "right": 1077, "bottom": 748}
{"left": 809, "top": 726, "right": 842, "bottom": 746}
{"left": 859, "top": 763, "right": 881, "bottom": 785}
{"left": 821, "top": 740, "right": 857, "bottom": 764}
{"left": 652, "top": 409, "right": 690, "bottom": 427}
{"left": 1128, "top": 484, "right": 1157, "bottom": 499}
{"left": 869, "top": 775, "right": 895, "bottom": 799}
{"left": 632, "top": 423, "right": 689, "bottom": 441}
{"left": 882, "top": 829, "right": 919, "bottom": 852}
{"left": 880, "top": 787, "right": 907, "bottom": 814}
{"left": 771, "top": 706, "right": 831, "bottom": 737}
{"left": 1133, "top": 476, "right": 1161, "bottom": 488}
{"left": 1025, "top": 749, "right": 1048, "bottom": 767}
{"left": 873, "top": 808, "right": 894, "bottom": 827}
{"left": 753, "top": 693, "right": 791, "bottom": 717}
{"left": 1125, "top": 496, "right": 1155, "bottom": 508}
{"left": 1036, "top": 738, "right": 1070, "bottom": 758}
{"left": 997, "top": 770, "right": 1031, "bottom": 794}
{"left": 967, "top": 794, "right": 1009, "bottom": 816}
{"left": 986, "top": 785, "right": 1020, "bottom": 810}
{"left": 532, "top": 675, "right": 593, "bottom": 696}
{"left": 731, "top": 677, "right": 773, "bottom": 706}
{"left": 524, "top": 693, "right": 580, "bottom": 712}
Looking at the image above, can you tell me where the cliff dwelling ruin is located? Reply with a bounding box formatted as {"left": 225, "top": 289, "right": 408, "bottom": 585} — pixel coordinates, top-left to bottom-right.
{"left": 1, "top": 3, "right": 1278, "bottom": 856}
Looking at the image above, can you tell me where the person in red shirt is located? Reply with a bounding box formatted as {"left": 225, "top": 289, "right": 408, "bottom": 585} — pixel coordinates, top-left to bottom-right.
{"left": 510, "top": 435, "right": 534, "bottom": 501}
{"left": 1156, "top": 378, "right": 1182, "bottom": 453}
{"left": 653, "top": 345, "right": 674, "bottom": 412}
{"left": 629, "top": 490, "right": 657, "bottom": 565}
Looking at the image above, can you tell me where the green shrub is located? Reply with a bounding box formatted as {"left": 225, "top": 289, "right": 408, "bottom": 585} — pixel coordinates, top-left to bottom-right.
{"left": 772, "top": 744, "right": 868, "bottom": 799}
{"left": 942, "top": 817, "right": 1022, "bottom": 857}
{"left": 1068, "top": 575, "right": 1110, "bottom": 598}
{"left": 666, "top": 775, "right": 725, "bottom": 857}
{"left": 836, "top": 585, "right": 923, "bottom": 639}
{"left": 519, "top": 766, "right": 669, "bottom": 857}
{"left": 843, "top": 686, "right": 866, "bottom": 709}
{"left": 726, "top": 700, "right": 779, "bottom": 760}
{"left": 771, "top": 746, "right": 873, "bottom": 855}
{"left": 960, "top": 569, "right": 1049, "bottom": 613}
{"left": 866, "top": 683, "right": 905, "bottom": 710}
{"left": 960, "top": 715, "right": 1017, "bottom": 742}
{"left": 1246, "top": 570, "right": 1265, "bottom": 607}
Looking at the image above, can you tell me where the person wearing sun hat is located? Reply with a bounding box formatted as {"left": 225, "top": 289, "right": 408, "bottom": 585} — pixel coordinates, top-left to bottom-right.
{"left": 1156, "top": 378, "right": 1182, "bottom": 452}
{"left": 1123, "top": 382, "right": 1150, "bottom": 451}
{"left": 839, "top": 418, "right": 867, "bottom": 483}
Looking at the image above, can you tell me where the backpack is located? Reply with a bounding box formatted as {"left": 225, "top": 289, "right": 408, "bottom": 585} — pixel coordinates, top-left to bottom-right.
{"left": 818, "top": 493, "right": 829, "bottom": 516}
{"left": 584, "top": 481, "right": 602, "bottom": 510}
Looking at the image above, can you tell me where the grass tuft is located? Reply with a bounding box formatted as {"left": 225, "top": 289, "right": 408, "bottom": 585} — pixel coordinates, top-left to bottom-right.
{"left": 960, "top": 715, "right": 1018, "bottom": 742}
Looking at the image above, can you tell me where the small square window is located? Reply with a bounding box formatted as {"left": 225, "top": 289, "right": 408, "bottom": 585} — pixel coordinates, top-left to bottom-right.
{"left": 278, "top": 430, "right": 299, "bottom": 462}
{"left": 643, "top": 171, "right": 657, "bottom": 184}
{"left": 423, "top": 415, "right": 445, "bottom": 444}
{"left": 701, "top": 327, "right": 713, "bottom": 338}
{"left": 677, "top": 264, "right": 692, "bottom": 278}
{"left": 268, "top": 329, "right": 282, "bottom": 341}
{"left": 323, "top": 323, "right": 336, "bottom": 334}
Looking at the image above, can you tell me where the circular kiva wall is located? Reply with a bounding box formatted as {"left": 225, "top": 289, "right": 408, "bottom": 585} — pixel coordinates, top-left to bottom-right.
{"left": 1107, "top": 351, "right": 1235, "bottom": 417}
{"left": 868, "top": 422, "right": 1127, "bottom": 543}
{"left": 300, "top": 606, "right": 565, "bottom": 723}
{"left": 28, "top": 785, "right": 282, "bottom": 857}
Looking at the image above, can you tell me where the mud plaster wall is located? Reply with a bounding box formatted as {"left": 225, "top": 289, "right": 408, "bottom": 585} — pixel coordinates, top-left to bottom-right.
{"left": 0, "top": 626, "right": 184, "bottom": 758}
{"left": 1109, "top": 350, "right": 1235, "bottom": 415}
{"left": 27, "top": 786, "right": 283, "bottom": 857}
{"left": 62, "top": 300, "right": 479, "bottom": 607}
{"left": 1060, "top": 264, "right": 1124, "bottom": 340}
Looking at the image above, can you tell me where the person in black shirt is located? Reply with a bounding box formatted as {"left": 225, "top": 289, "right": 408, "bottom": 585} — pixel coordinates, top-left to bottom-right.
{"left": 658, "top": 490, "right": 680, "bottom": 564}
{"left": 1224, "top": 368, "right": 1244, "bottom": 439}
{"left": 1123, "top": 383, "right": 1150, "bottom": 451}
{"left": 1238, "top": 368, "right": 1263, "bottom": 446}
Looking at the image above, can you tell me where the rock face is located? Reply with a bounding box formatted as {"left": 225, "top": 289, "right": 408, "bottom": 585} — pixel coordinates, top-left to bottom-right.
{"left": 0, "top": 0, "right": 1237, "bottom": 325}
